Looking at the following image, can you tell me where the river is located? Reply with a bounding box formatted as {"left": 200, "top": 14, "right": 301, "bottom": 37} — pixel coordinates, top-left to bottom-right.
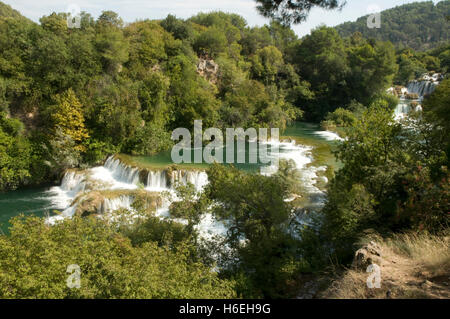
{"left": 0, "top": 122, "right": 342, "bottom": 233}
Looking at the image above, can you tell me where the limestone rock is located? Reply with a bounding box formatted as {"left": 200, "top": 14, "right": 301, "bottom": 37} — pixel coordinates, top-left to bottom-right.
{"left": 196, "top": 57, "right": 219, "bottom": 84}
{"left": 352, "top": 241, "right": 382, "bottom": 270}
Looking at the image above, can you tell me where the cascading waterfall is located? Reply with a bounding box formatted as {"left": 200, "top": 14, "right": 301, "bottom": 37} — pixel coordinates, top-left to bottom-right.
{"left": 101, "top": 196, "right": 134, "bottom": 214}
{"left": 104, "top": 156, "right": 141, "bottom": 185}
{"left": 394, "top": 99, "right": 411, "bottom": 120}
{"left": 60, "top": 171, "right": 86, "bottom": 194}
{"left": 169, "top": 170, "right": 208, "bottom": 191}
{"left": 146, "top": 171, "right": 167, "bottom": 190}
{"left": 46, "top": 170, "right": 87, "bottom": 209}
{"left": 392, "top": 73, "right": 441, "bottom": 120}
{"left": 47, "top": 156, "right": 209, "bottom": 222}
{"left": 46, "top": 133, "right": 335, "bottom": 237}
{"left": 407, "top": 80, "right": 437, "bottom": 98}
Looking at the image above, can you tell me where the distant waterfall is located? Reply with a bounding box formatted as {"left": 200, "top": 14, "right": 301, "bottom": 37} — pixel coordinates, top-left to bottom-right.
{"left": 407, "top": 80, "right": 437, "bottom": 98}
{"left": 394, "top": 99, "right": 411, "bottom": 120}
{"left": 392, "top": 73, "right": 441, "bottom": 121}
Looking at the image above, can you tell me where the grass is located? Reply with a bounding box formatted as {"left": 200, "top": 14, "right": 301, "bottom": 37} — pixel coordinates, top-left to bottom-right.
{"left": 318, "top": 231, "right": 450, "bottom": 299}
{"left": 385, "top": 232, "right": 450, "bottom": 277}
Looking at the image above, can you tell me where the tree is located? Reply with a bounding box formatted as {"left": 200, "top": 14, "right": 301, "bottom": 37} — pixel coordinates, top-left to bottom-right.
{"left": 251, "top": 45, "right": 284, "bottom": 84}
{"left": 95, "top": 11, "right": 129, "bottom": 73}
{"left": 395, "top": 50, "right": 427, "bottom": 84}
{"left": 39, "top": 12, "right": 68, "bottom": 36}
{"left": 160, "top": 15, "right": 194, "bottom": 41}
{"left": 347, "top": 41, "right": 398, "bottom": 104}
{"left": 294, "top": 26, "right": 349, "bottom": 120}
{"left": 169, "top": 182, "right": 210, "bottom": 235}
{"left": 321, "top": 99, "right": 449, "bottom": 262}
{"left": 423, "top": 78, "right": 450, "bottom": 160}
{"left": 193, "top": 27, "right": 227, "bottom": 57}
{"left": 205, "top": 163, "right": 304, "bottom": 298}
{"left": 0, "top": 215, "right": 236, "bottom": 298}
{"left": 255, "top": 0, "right": 345, "bottom": 25}
{"left": 0, "top": 113, "right": 31, "bottom": 191}
{"left": 50, "top": 88, "right": 89, "bottom": 152}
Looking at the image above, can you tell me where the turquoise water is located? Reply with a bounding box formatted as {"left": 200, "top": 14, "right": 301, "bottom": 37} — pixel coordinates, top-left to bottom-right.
{"left": 132, "top": 122, "right": 340, "bottom": 170}
{"left": 0, "top": 122, "right": 340, "bottom": 233}
{"left": 132, "top": 140, "right": 276, "bottom": 172}
{"left": 0, "top": 187, "right": 61, "bottom": 234}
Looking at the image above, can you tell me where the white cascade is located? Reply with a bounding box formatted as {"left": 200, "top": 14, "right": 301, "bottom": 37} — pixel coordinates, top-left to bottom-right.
{"left": 394, "top": 99, "right": 411, "bottom": 120}
{"left": 101, "top": 196, "right": 134, "bottom": 214}
{"left": 407, "top": 80, "right": 437, "bottom": 98}
{"left": 170, "top": 170, "right": 209, "bottom": 191}
{"left": 146, "top": 170, "right": 168, "bottom": 190}
{"left": 103, "top": 156, "right": 140, "bottom": 185}
{"left": 60, "top": 171, "right": 86, "bottom": 193}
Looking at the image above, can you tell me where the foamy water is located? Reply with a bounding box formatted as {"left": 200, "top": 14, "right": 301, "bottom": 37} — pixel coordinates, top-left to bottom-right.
{"left": 46, "top": 130, "right": 335, "bottom": 238}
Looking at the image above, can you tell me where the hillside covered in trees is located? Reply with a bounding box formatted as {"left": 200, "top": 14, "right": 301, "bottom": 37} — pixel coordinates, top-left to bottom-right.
{"left": 335, "top": 1, "right": 450, "bottom": 51}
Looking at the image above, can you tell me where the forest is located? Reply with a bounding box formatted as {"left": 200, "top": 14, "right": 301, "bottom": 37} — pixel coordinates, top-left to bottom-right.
{"left": 0, "top": 1, "right": 449, "bottom": 299}
{"left": 1, "top": 1, "right": 448, "bottom": 191}
{"left": 335, "top": 1, "right": 450, "bottom": 51}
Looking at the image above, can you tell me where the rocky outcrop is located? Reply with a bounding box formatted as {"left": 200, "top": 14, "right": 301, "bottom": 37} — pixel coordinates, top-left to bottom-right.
{"left": 72, "top": 190, "right": 162, "bottom": 217}
{"left": 387, "top": 86, "right": 408, "bottom": 97}
{"left": 196, "top": 57, "right": 219, "bottom": 84}
{"left": 352, "top": 241, "right": 383, "bottom": 270}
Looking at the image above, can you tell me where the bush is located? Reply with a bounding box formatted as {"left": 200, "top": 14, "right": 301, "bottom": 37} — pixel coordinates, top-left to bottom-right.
{"left": 0, "top": 215, "right": 236, "bottom": 298}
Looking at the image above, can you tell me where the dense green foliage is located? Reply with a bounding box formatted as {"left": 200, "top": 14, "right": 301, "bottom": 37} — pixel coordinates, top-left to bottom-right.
{"left": 0, "top": 214, "right": 236, "bottom": 298}
{"left": 256, "top": 0, "right": 345, "bottom": 24}
{"left": 335, "top": 1, "right": 450, "bottom": 51}
{"left": 292, "top": 27, "right": 398, "bottom": 120}
{"left": 204, "top": 162, "right": 303, "bottom": 298}
{"left": 319, "top": 90, "right": 449, "bottom": 261}
{"left": 0, "top": 2, "right": 448, "bottom": 190}
{"left": 0, "top": 2, "right": 24, "bottom": 20}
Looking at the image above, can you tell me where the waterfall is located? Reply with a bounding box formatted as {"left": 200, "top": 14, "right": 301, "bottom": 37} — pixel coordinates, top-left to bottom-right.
{"left": 45, "top": 137, "right": 330, "bottom": 239}
{"left": 104, "top": 156, "right": 140, "bottom": 185}
{"left": 407, "top": 80, "right": 437, "bottom": 98}
{"left": 394, "top": 99, "right": 411, "bottom": 120}
{"left": 394, "top": 73, "right": 441, "bottom": 120}
{"left": 60, "top": 171, "right": 86, "bottom": 194}
{"left": 46, "top": 156, "right": 209, "bottom": 222}
{"left": 101, "top": 196, "right": 134, "bottom": 214}
{"left": 47, "top": 171, "right": 86, "bottom": 209}
{"left": 169, "top": 170, "right": 208, "bottom": 191}
{"left": 146, "top": 170, "right": 168, "bottom": 189}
